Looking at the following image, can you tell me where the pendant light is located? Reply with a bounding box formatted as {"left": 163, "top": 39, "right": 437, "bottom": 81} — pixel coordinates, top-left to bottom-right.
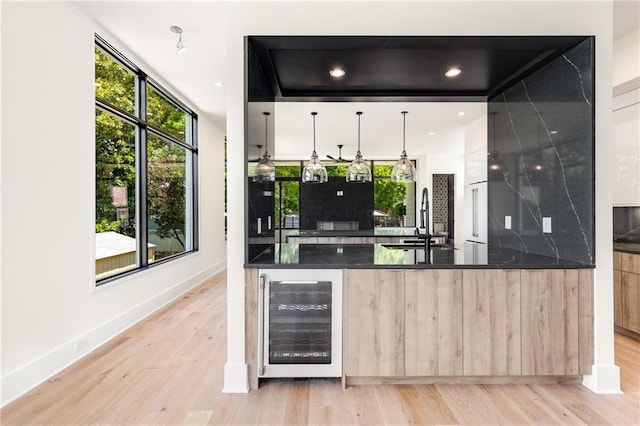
{"left": 253, "top": 112, "right": 275, "bottom": 182}
{"left": 302, "top": 112, "right": 328, "bottom": 183}
{"left": 391, "top": 111, "right": 416, "bottom": 182}
{"left": 346, "top": 111, "right": 372, "bottom": 183}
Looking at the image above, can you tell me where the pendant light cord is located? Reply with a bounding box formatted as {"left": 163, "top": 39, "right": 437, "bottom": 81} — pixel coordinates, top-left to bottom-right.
{"left": 311, "top": 112, "right": 318, "bottom": 153}
{"left": 401, "top": 111, "right": 408, "bottom": 153}
{"left": 356, "top": 111, "right": 362, "bottom": 152}
{"left": 263, "top": 112, "right": 270, "bottom": 155}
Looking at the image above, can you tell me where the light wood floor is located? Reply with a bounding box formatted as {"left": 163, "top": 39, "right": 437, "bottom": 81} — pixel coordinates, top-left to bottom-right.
{"left": 2, "top": 271, "right": 639, "bottom": 425}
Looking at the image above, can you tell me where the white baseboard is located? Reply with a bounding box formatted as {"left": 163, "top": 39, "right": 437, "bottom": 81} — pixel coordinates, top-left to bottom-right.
{"left": 582, "top": 364, "right": 622, "bottom": 394}
{"left": 0, "top": 260, "right": 227, "bottom": 408}
{"left": 223, "top": 362, "right": 249, "bottom": 393}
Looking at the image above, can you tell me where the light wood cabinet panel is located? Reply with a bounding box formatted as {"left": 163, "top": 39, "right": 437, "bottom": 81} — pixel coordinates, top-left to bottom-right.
{"left": 620, "top": 252, "right": 640, "bottom": 274}
{"left": 615, "top": 269, "right": 623, "bottom": 327}
{"left": 244, "top": 268, "right": 259, "bottom": 390}
{"left": 521, "top": 270, "right": 580, "bottom": 375}
{"left": 344, "top": 269, "right": 405, "bottom": 376}
{"left": 614, "top": 251, "right": 622, "bottom": 271}
{"left": 622, "top": 271, "right": 640, "bottom": 334}
{"left": 462, "top": 270, "right": 521, "bottom": 376}
{"left": 405, "top": 270, "right": 463, "bottom": 376}
{"left": 577, "top": 269, "right": 594, "bottom": 375}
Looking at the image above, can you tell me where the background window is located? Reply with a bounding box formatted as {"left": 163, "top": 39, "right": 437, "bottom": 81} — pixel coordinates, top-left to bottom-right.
{"left": 95, "top": 35, "right": 198, "bottom": 283}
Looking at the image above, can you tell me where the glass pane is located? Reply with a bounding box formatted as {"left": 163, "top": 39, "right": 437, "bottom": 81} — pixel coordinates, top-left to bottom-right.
{"left": 275, "top": 180, "right": 300, "bottom": 229}
{"left": 146, "top": 86, "right": 188, "bottom": 143}
{"left": 268, "top": 281, "right": 332, "bottom": 364}
{"left": 147, "top": 134, "right": 192, "bottom": 261}
{"left": 374, "top": 178, "right": 409, "bottom": 227}
{"left": 373, "top": 163, "right": 395, "bottom": 178}
{"left": 95, "top": 47, "right": 136, "bottom": 114}
{"left": 95, "top": 109, "right": 137, "bottom": 280}
{"left": 275, "top": 163, "right": 301, "bottom": 178}
{"left": 325, "top": 164, "right": 349, "bottom": 177}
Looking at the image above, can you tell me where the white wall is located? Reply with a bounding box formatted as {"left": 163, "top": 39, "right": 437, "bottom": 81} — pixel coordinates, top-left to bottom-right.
{"left": 0, "top": 1, "right": 227, "bottom": 406}
{"left": 613, "top": 28, "right": 640, "bottom": 87}
{"left": 224, "top": 0, "right": 617, "bottom": 394}
{"left": 416, "top": 154, "right": 465, "bottom": 242}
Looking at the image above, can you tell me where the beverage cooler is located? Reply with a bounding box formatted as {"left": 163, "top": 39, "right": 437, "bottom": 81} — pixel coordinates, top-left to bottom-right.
{"left": 258, "top": 269, "right": 342, "bottom": 378}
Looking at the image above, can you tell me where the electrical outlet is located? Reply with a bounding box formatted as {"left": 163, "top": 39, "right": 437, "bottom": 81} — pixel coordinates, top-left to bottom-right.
{"left": 543, "top": 217, "right": 552, "bottom": 233}
{"left": 505, "top": 216, "right": 512, "bottom": 230}
{"left": 75, "top": 336, "right": 88, "bottom": 352}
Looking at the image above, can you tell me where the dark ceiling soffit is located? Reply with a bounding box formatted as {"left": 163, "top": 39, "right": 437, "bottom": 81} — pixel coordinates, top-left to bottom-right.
{"left": 269, "top": 95, "right": 488, "bottom": 103}
{"left": 247, "top": 35, "right": 590, "bottom": 102}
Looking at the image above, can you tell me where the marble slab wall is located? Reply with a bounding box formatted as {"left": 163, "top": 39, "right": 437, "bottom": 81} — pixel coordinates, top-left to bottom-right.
{"left": 487, "top": 38, "right": 594, "bottom": 265}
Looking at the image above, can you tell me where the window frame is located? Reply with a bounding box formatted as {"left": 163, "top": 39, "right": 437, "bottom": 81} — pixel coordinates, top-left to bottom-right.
{"left": 95, "top": 34, "right": 198, "bottom": 285}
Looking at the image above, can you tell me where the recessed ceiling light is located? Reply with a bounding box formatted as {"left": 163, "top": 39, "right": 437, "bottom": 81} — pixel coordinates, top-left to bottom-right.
{"left": 214, "top": 81, "right": 224, "bottom": 88}
{"left": 490, "top": 164, "right": 500, "bottom": 170}
{"left": 429, "top": 132, "right": 436, "bottom": 136}
{"left": 550, "top": 130, "right": 558, "bottom": 134}
{"left": 329, "top": 68, "right": 346, "bottom": 78}
{"left": 457, "top": 111, "right": 465, "bottom": 116}
{"left": 445, "top": 67, "right": 462, "bottom": 78}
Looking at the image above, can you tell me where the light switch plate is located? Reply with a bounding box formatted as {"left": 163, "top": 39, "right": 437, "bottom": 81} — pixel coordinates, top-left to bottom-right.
{"left": 257, "top": 218, "right": 262, "bottom": 234}
{"left": 505, "top": 216, "right": 512, "bottom": 229}
{"left": 543, "top": 217, "right": 552, "bottom": 233}
{"left": 337, "top": 190, "right": 343, "bottom": 196}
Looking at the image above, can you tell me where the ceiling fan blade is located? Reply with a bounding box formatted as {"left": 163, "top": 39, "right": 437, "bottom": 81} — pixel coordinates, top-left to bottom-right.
{"left": 327, "top": 155, "right": 338, "bottom": 161}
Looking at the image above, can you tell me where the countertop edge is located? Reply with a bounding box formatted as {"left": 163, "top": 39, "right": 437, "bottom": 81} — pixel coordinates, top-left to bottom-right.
{"left": 244, "top": 263, "right": 595, "bottom": 270}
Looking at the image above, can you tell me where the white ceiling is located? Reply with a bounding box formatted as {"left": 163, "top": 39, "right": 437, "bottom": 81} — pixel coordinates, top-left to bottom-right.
{"left": 74, "top": 0, "right": 639, "bottom": 140}
{"left": 270, "top": 102, "right": 486, "bottom": 160}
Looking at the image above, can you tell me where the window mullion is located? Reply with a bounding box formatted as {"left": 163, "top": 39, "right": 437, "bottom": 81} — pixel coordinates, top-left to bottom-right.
{"left": 138, "top": 75, "right": 149, "bottom": 268}
{"left": 191, "top": 116, "right": 199, "bottom": 251}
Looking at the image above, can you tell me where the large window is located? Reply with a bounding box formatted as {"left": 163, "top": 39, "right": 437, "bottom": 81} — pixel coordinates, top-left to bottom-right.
{"left": 95, "top": 35, "right": 198, "bottom": 283}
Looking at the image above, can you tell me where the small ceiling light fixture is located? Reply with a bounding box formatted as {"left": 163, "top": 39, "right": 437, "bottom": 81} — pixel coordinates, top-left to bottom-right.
{"left": 429, "top": 131, "right": 436, "bottom": 136}
{"left": 214, "top": 81, "right": 224, "bottom": 88}
{"left": 550, "top": 130, "right": 558, "bottom": 135}
{"left": 329, "top": 67, "right": 346, "bottom": 78}
{"left": 253, "top": 112, "right": 275, "bottom": 182}
{"left": 170, "top": 25, "right": 187, "bottom": 54}
{"left": 346, "top": 112, "right": 372, "bottom": 183}
{"left": 391, "top": 111, "right": 416, "bottom": 182}
{"left": 457, "top": 111, "right": 465, "bottom": 116}
{"left": 302, "top": 112, "right": 328, "bottom": 183}
{"left": 445, "top": 67, "right": 462, "bottom": 78}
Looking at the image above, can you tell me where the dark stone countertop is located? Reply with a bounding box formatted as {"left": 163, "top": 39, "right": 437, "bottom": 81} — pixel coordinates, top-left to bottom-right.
{"left": 614, "top": 242, "right": 640, "bottom": 254}
{"left": 247, "top": 243, "right": 593, "bottom": 269}
{"left": 286, "top": 227, "right": 419, "bottom": 238}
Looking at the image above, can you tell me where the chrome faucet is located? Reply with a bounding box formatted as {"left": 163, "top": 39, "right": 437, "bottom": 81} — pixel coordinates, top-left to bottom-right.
{"left": 418, "top": 187, "right": 432, "bottom": 251}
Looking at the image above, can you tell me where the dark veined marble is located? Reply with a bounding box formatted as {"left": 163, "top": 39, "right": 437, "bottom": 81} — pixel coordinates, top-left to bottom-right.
{"left": 487, "top": 38, "right": 594, "bottom": 265}
{"left": 614, "top": 207, "right": 640, "bottom": 244}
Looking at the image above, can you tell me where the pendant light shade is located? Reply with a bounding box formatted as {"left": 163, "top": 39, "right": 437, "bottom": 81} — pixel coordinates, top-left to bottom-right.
{"left": 346, "top": 111, "right": 372, "bottom": 183}
{"left": 302, "top": 112, "right": 328, "bottom": 184}
{"left": 391, "top": 111, "right": 416, "bottom": 182}
{"left": 253, "top": 112, "right": 275, "bottom": 182}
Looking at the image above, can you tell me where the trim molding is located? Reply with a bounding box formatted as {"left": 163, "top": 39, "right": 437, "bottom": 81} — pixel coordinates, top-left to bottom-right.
{"left": 582, "top": 364, "right": 622, "bottom": 394}
{"left": 0, "top": 260, "right": 227, "bottom": 408}
{"left": 223, "top": 362, "right": 249, "bottom": 393}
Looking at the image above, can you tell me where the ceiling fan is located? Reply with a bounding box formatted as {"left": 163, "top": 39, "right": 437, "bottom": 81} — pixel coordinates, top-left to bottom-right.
{"left": 327, "top": 144, "right": 351, "bottom": 163}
